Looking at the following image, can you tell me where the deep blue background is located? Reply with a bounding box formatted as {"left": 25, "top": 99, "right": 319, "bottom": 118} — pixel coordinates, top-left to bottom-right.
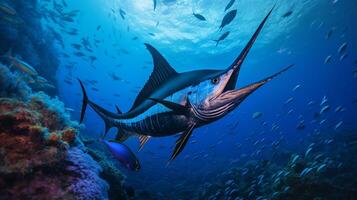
{"left": 53, "top": 0, "right": 356, "bottom": 196}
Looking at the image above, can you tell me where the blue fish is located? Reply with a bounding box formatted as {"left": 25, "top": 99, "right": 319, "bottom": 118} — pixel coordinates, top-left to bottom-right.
{"left": 103, "top": 140, "right": 140, "bottom": 171}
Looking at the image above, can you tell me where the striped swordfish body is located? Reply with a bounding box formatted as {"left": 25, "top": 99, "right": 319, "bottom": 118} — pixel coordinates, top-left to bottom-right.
{"left": 78, "top": 6, "right": 293, "bottom": 161}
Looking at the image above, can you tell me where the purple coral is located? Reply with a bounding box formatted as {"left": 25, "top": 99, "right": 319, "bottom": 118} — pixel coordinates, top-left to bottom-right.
{"left": 65, "top": 147, "right": 109, "bottom": 200}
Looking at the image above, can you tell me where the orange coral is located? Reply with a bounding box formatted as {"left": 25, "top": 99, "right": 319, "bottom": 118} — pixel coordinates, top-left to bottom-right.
{"left": 49, "top": 133, "right": 60, "bottom": 143}
{"left": 62, "top": 128, "right": 76, "bottom": 144}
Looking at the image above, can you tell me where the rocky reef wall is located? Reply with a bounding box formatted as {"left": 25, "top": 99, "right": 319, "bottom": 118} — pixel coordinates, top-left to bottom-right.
{"left": 0, "top": 63, "right": 129, "bottom": 200}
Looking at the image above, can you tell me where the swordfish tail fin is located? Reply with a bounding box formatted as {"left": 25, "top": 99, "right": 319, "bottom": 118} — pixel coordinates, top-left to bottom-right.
{"left": 77, "top": 79, "right": 119, "bottom": 136}
{"left": 78, "top": 79, "right": 88, "bottom": 123}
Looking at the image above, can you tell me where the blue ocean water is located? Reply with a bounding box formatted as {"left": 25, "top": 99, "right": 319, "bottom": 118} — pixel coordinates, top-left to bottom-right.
{"left": 39, "top": 0, "right": 357, "bottom": 198}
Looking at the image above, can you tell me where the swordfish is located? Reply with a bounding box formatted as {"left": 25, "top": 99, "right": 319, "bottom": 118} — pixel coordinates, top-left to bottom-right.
{"left": 78, "top": 7, "right": 293, "bottom": 162}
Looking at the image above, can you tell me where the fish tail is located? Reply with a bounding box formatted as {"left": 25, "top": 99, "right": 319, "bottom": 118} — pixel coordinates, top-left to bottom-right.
{"left": 78, "top": 79, "right": 118, "bottom": 137}
{"left": 78, "top": 79, "right": 88, "bottom": 123}
{"left": 213, "top": 40, "right": 219, "bottom": 47}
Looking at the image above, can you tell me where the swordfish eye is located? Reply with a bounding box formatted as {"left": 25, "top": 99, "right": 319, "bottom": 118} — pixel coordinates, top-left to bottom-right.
{"left": 211, "top": 77, "right": 220, "bottom": 85}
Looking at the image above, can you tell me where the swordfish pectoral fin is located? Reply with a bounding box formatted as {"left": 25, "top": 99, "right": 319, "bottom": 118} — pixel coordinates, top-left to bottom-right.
{"left": 148, "top": 98, "right": 188, "bottom": 114}
{"left": 168, "top": 123, "right": 196, "bottom": 163}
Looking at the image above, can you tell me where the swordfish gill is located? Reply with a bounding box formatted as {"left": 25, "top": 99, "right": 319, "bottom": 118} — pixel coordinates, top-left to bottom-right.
{"left": 78, "top": 7, "right": 293, "bottom": 163}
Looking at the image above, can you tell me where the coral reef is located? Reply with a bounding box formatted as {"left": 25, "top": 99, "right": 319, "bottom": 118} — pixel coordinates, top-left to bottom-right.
{"left": 65, "top": 147, "right": 109, "bottom": 200}
{"left": 0, "top": 93, "right": 110, "bottom": 199}
{"left": 86, "top": 144, "right": 129, "bottom": 200}
{"left": 0, "top": 63, "right": 31, "bottom": 100}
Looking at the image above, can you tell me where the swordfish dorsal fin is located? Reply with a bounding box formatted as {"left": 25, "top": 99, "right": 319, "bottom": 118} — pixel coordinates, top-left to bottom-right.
{"left": 129, "top": 44, "right": 179, "bottom": 111}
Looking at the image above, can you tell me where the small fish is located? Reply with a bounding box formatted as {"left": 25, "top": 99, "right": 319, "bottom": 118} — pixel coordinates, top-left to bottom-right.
{"left": 305, "top": 147, "right": 313, "bottom": 157}
{"left": 324, "top": 55, "right": 332, "bottom": 64}
{"left": 296, "top": 120, "right": 305, "bottom": 130}
{"left": 316, "top": 164, "right": 327, "bottom": 173}
{"left": 103, "top": 140, "right": 140, "bottom": 171}
{"left": 214, "top": 31, "right": 230, "bottom": 46}
{"left": 2, "top": 50, "right": 38, "bottom": 76}
{"left": 153, "top": 0, "right": 157, "bottom": 11}
{"left": 119, "top": 9, "right": 126, "bottom": 20}
{"left": 339, "top": 53, "right": 347, "bottom": 61}
{"left": 109, "top": 72, "right": 121, "bottom": 81}
{"left": 0, "top": 2, "right": 17, "bottom": 15}
{"left": 193, "top": 12, "right": 206, "bottom": 21}
{"left": 320, "top": 105, "right": 330, "bottom": 114}
{"left": 62, "top": 0, "right": 68, "bottom": 7}
{"left": 96, "top": 25, "right": 101, "bottom": 31}
{"left": 41, "top": 83, "right": 56, "bottom": 89}
{"left": 334, "top": 121, "right": 343, "bottom": 130}
{"left": 219, "top": 9, "right": 237, "bottom": 30}
{"left": 36, "top": 76, "right": 48, "bottom": 84}
{"left": 300, "top": 167, "right": 313, "bottom": 177}
{"left": 292, "top": 84, "right": 301, "bottom": 91}
{"left": 320, "top": 96, "right": 328, "bottom": 106}
{"left": 89, "top": 56, "right": 97, "bottom": 64}
{"left": 252, "top": 112, "right": 263, "bottom": 119}
{"left": 282, "top": 11, "right": 293, "bottom": 18}
{"left": 334, "top": 105, "right": 344, "bottom": 113}
{"left": 285, "top": 97, "right": 294, "bottom": 105}
{"left": 224, "top": 0, "right": 236, "bottom": 11}
{"left": 74, "top": 52, "right": 85, "bottom": 57}
{"left": 326, "top": 28, "right": 334, "bottom": 39}
{"left": 338, "top": 42, "right": 347, "bottom": 54}
{"left": 71, "top": 43, "right": 82, "bottom": 50}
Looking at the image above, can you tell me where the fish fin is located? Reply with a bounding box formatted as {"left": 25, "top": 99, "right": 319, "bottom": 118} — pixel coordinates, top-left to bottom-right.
{"left": 138, "top": 135, "right": 151, "bottom": 151}
{"left": 129, "top": 44, "right": 179, "bottom": 111}
{"left": 78, "top": 79, "right": 116, "bottom": 136}
{"left": 115, "top": 128, "right": 132, "bottom": 142}
{"left": 115, "top": 105, "right": 122, "bottom": 114}
{"left": 148, "top": 98, "right": 188, "bottom": 114}
{"left": 169, "top": 123, "right": 195, "bottom": 162}
{"left": 78, "top": 79, "right": 88, "bottom": 123}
